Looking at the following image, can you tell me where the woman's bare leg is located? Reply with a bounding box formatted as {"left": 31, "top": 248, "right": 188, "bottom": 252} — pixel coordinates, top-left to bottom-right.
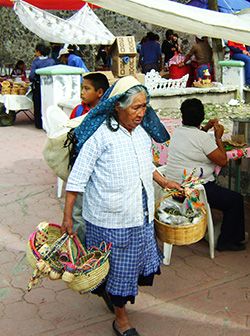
{"left": 114, "top": 305, "right": 132, "bottom": 333}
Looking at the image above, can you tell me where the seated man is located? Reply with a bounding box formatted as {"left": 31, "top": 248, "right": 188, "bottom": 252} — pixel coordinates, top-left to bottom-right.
{"left": 227, "top": 40, "right": 250, "bottom": 88}
{"left": 164, "top": 98, "right": 246, "bottom": 252}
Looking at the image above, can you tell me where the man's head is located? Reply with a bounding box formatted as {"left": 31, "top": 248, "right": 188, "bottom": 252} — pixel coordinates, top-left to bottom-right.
{"left": 35, "top": 43, "right": 51, "bottom": 57}
{"left": 165, "top": 29, "right": 174, "bottom": 40}
{"left": 81, "top": 73, "right": 109, "bottom": 108}
{"left": 146, "top": 32, "right": 156, "bottom": 41}
{"left": 181, "top": 98, "right": 205, "bottom": 127}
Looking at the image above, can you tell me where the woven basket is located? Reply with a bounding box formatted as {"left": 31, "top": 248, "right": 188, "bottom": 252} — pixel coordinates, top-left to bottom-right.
{"left": 26, "top": 222, "right": 110, "bottom": 293}
{"left": 63, "top": 240, "right": 110, "bottom": 293}
{"left": 193, "top": 81, "right": 213, "bottom": 88}
{"left": 26, "top": 223, "right": 63, "bottom": 270}
{"left": 67, "top": 257, "right": 110, "bottom": 293}
{"left": 155, "top": 196, "right": 207, "bottom": 245}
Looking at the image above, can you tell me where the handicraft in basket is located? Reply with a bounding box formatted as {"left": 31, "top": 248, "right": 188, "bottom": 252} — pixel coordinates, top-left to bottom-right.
{"left": 26, "top": 222, "right": 111, "bottom": 293}
{"left": 193, "top": 80, "right": 213, "bottom": 88}
{"left": 155, "top": 169, "right": 207, "bottom": 245}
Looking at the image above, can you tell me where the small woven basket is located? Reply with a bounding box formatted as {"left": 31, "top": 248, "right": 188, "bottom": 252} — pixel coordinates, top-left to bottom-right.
{"left": 155, "top": 195, "right": 207, "bottom": 245}
{"left": 26, "top": 223, "right": 64, "bottom": 269}
{"left": 26, "top": 224, "right": 62, "bottom": 269}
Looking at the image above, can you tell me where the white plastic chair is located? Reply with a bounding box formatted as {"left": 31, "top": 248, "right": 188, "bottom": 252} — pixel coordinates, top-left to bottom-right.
{"left": 162, "top": 184, "right": 214, "bottom": 264}
{"left": 154, "top": 167, "right": 215, "bottom": 265}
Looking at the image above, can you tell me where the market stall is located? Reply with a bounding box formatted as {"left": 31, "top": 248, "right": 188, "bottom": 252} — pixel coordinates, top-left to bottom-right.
{"left": 0, "top": 78, "right": 33, "bottom": 126}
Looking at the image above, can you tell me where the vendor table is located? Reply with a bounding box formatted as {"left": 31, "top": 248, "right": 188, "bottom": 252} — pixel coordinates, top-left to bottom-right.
{"left": 0, "top": 94, "right": 34, "bottom": 120}
{"left": 152, "top": 117, "right": 250, "bottom": 193}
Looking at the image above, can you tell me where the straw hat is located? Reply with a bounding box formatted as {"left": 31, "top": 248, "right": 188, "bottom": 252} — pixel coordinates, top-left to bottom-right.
{"left": 57, "top": 48, "right": 69, "bottom": 59}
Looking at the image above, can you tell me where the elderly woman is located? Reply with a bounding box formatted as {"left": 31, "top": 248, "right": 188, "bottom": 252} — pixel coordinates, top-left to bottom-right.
{"left": 62, "top": 76, "right": 181, "bottom": 336}
{"left": 164, "top": 98, "right": 246, "bottom": 252}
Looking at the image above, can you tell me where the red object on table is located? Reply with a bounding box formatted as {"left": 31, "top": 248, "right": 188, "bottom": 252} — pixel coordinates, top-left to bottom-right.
{"left": 169, "top": 64, "right": 193, "bottom": 87}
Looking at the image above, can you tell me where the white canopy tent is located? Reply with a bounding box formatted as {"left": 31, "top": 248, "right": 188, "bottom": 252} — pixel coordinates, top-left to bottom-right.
{"left": 87, "top": 0, "right": 250, "bottom": 44}
{"left": 14, "top": 0, "right": 115, "bottom": 44}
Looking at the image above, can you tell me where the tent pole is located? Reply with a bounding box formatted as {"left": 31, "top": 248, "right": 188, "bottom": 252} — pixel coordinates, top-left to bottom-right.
{"left": 208, "top": 0, "right": 223, "bottom": 82}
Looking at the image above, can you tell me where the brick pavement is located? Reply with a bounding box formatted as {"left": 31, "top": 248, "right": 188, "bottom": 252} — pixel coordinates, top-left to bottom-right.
{"left": 0, "top": 114, "right": 249, "bottom": 336}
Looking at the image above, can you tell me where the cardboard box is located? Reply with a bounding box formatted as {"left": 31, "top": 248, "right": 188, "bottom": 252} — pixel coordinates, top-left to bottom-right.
{"left": 83, "top": 71, "right": 115, "bottom": 85}
{"left": 110, "top": 36, "right": 137, "bottom": 77}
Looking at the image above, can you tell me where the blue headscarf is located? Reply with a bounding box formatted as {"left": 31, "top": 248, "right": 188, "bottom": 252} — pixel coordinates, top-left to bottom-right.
{"left": 74, "top": 76, "right": 170, "bottom": 153}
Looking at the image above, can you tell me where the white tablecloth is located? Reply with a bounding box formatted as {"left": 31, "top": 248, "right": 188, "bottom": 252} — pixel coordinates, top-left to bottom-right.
{"left": 0, "top": 94, "right": 33, "bottom": 113}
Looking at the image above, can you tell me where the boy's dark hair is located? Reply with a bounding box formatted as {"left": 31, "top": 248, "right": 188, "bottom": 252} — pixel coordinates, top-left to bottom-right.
{"left": 83, "top": 73, "right": 109, "bottom": 93}
{"left": 181, "top": 98, "right": 205, "bottom": 127}
{"left": 35, "top": 43, "right": 51, "bottom": 57}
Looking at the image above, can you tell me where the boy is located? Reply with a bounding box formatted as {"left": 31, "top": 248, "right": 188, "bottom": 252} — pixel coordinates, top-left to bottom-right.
{"left": 70, "top": 73, "right": 109, "bottom": 119}
{"left": 70, "top": 72, "right": 109, "bottom": 243}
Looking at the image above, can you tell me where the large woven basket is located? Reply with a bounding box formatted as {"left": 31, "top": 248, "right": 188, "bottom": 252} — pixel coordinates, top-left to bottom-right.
{"left": 155, "top": 196, "right": 207, "bottom": 245}
{"left": 67, "top": 255, "right": 110, "bottom": 293}
{"left": 26, "top": 222, "right": 110, "bottom": 293}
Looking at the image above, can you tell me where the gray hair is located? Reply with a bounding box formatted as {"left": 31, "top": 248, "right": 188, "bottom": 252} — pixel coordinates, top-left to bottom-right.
{"left": 106, "top": 85, "right": 149, "bottom": 132}
{"left": 117, "top": 85, "right": 149, "bottom": 109}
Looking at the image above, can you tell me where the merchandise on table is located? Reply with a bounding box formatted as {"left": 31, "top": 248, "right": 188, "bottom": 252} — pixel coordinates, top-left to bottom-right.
{"left": 0, "top": 79, "right": 30, "bottom": 95}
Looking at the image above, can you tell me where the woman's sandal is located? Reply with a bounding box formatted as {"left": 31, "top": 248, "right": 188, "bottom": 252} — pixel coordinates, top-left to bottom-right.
{"left": 112, "top": 320, "right": 141, "bottom": 336}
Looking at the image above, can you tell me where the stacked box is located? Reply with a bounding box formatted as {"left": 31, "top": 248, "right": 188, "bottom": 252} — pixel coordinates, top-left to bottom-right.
{"left": 110, "top": 36, "right": 137, "bottom": 77}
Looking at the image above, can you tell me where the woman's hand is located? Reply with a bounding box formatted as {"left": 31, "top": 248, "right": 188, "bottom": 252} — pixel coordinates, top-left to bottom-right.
{"left": 61, "top": 217, "right": 74, "bottom": 236}
{"left": 61, "top": 191, "right": 78, "bottom": 236}
{"left": 153, "top": 169, "right": 182, "bottom": 191}
{"left": 202, "top": 118, "right": 218, "bottom": 132}
{"left": 162, "top": 179, "right": 182, "bottom": 191}
{"left": 214, "top": 123, "right": 224, "bottom": 139}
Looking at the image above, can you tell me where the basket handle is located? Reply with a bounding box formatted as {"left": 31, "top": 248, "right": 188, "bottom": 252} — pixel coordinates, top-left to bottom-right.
{"left": 72, "top": 235, "right": 87, "bottom": 256}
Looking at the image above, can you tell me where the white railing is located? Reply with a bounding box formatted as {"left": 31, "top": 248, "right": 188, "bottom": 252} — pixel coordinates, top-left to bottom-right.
{"left": 145, "top": 69, "right": 189, "bottom": 95}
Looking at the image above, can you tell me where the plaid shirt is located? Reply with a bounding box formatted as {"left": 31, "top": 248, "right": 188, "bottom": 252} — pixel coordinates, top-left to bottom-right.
{"left": 66, "top": 122, "right": 155, "bottom": 229}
